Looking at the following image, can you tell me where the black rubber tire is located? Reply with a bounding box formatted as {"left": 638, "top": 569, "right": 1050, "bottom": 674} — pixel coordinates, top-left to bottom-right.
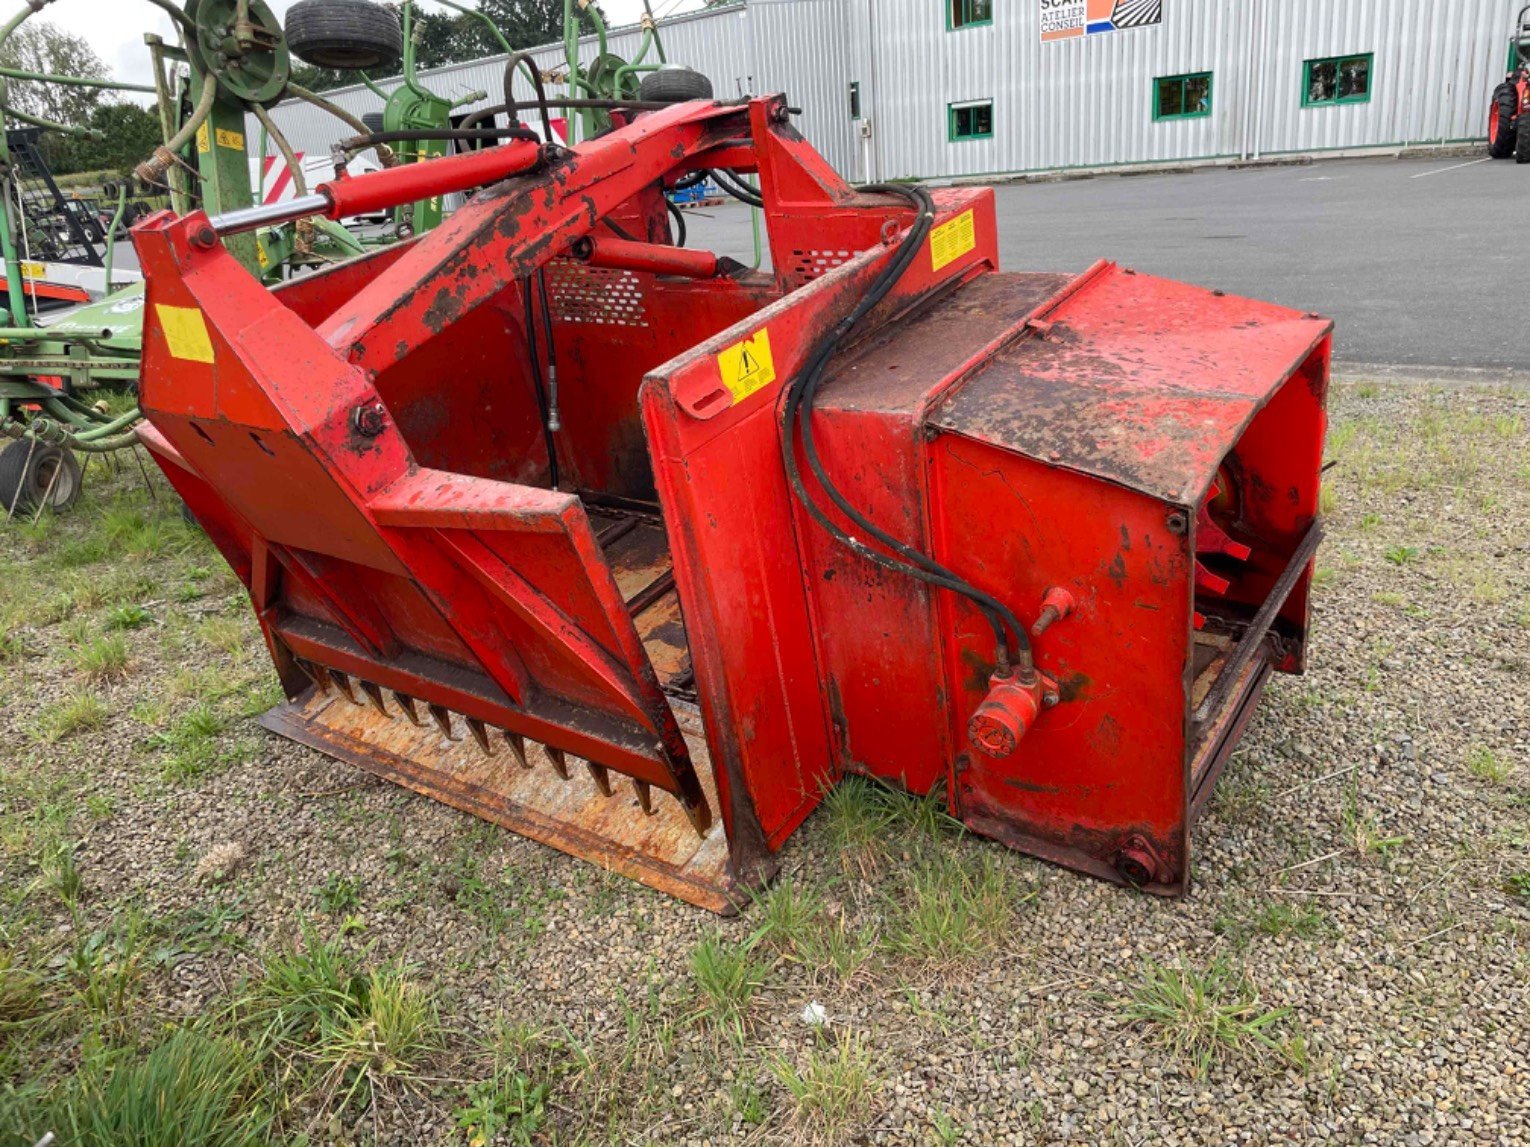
{"left": 284, "top": 0, "right": 403, "bottom": 72}
{"left": 639, "top": 67, "right": 714, "bottom": 104}
{"left": 1517, "top": 111, "right": 1530, "bottom": 164}
{"left": 0, "top": 441, "right": 83, "bottom": 516}
{"left": 1489, "top": 84, "right": 1518, "bottom": 158}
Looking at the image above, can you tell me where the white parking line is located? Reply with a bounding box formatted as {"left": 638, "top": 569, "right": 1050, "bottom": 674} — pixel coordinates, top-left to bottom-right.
{"left": 1410, "top": 158, "right": 1490, "bottom": 179}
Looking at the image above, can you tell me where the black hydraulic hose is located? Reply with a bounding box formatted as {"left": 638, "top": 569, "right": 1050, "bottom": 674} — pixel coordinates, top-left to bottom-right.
{"left": 666, "top": 198, "right": 686, "bottom": 247}
{"left": 521, "top": 276, "right": 560, "bottom": 490}
{"left": 712, "top": 168, "right": 764, "bottom": 207}
{"left": 501, "top": 51, "right": 555, "bottom": 143}
{"left": 780, "top": 184, "right": 1033, "bottom": 673}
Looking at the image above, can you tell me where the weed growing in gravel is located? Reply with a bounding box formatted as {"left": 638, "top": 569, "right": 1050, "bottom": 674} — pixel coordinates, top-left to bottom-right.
{"left": 152, "top": 702, "right": 227, "bottom": 781}
{"left": 1504, "top": 872, "right": 1530, "bottom": 899}
{"left": 885, "top": 850, "right": 1027, "bottom": 964}
{"left": 1342, "top": 781, "right": 1408, "bottom": 858}
{"left": 0, "top": 947, "right": 48, "bottom": 1030}
{"left": 1121, "top": 958, "right": 1305, "bottom": 1078}
{"left": 755, "top": 877, "right": 877, "bottom": 982}
{"left": 234, "top": 925, "right": 441, "bottom": 1127}
{"left": 71, "top": 633, "right": 128, "bottom": 682}
{"left": 1253, "top": 901, "right": 1328, "bottom": 940}
{"left": 40, "top": 839, "right": 83, "bottom": 908}
{"left": 1467, "top": 747, "right": 1510, "bottom": 784}
{"left": 105, "top": 603, "right": 152, "bottom": 631}
{"left": 0, "top": 1028, "right": 270, "bottom": 1147}
{"left": 454, "top": 1069, "right": 549, "bottom": 1147}
{"left": 38, "top": 690, "right": 107, "bottom": 742}
{"left": 315, "top": 873, "right": 363, "bottom": 915}
{"left": 1384, "top": 545, "right": 1419, "bottom": 566}
{"left": 690, "top": 930, "right": 767, "bottom": 1039}
{"left": 770, "top": 1031, "right": 877, "bottom": 1138}
{"left": 819, "top": 777, "right": 902, "bottom": 877}
{"left": 65, "top": 912, "right": 150, "bottom": 1038}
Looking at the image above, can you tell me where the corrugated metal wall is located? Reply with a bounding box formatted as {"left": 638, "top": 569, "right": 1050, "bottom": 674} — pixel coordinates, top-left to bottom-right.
{"left": 258, "top": 0, "right": 1516, "bottom": 180}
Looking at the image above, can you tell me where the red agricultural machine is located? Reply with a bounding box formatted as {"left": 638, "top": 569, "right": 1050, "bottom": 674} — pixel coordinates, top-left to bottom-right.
{"left": 1488, "top": 5, "right": 1530, "bottom": 160}
{"left": 132, "top": 93, "right": 1329, "bottom": 912}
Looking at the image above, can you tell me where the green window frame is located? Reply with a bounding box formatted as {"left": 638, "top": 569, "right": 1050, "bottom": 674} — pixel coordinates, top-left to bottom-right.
{"left": 948, "top": 100, "right": 993, "bottom": 141}
{"left": 1153, "top": 72, "right": 1213, "bottom": 121}
{"left": 1302, "top": 53, "right": 1374, "bottom": 107}
{"left": 948, "top": 0, "right": 992, "bottom": 31}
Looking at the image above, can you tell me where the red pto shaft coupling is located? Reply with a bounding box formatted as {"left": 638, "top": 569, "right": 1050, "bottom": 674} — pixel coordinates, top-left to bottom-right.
{"left": 968, "top": 669, "right": 1057, "bottom": 759}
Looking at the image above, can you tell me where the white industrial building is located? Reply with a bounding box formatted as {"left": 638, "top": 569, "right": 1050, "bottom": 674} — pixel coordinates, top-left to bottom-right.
{"left": 264, "top": 0, "right": 1520, "bottom": 183}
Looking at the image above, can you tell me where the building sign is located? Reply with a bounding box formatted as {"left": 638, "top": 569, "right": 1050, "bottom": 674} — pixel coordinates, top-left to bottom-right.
{"left": 1040, "top": 0, "right": 1163, "bottom": 42}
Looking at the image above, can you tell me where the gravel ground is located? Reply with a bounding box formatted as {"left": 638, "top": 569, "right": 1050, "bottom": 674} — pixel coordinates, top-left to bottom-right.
{"left": 1, "top": 376, "right": 1526, "bottom": 1145}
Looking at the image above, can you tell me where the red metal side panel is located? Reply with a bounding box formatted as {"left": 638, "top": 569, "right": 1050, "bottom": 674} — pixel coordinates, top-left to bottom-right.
{"left": 926, "top": 437, "right": 1193, "bottom": 887}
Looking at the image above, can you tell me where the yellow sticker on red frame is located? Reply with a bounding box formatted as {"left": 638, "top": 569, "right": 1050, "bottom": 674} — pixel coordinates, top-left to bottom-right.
{"left": 930, "top": 209, "right": 977, "bottom": 272}
{"left": 156, "top": 304, "right": 216, "bottom": 364}
{"left": 717, "top": 328, "right": 777, "bottom": 404}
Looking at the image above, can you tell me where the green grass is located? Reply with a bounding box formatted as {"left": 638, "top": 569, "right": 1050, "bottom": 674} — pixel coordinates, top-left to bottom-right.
{"left": 884, "top": 850, "right": 1026, "bottom": 964}
{"left": 1467, "top": 747, "right": 1510, "bottom": 784}
{"left": 770, "top": 1032, "right": 877, "bottom": 1138}
{"left": 0, "top": 1029, "right": 269, "bottom": 1147}
{"left": 689, "top": 931, "right": 767, "bottom": 1039}
{"left": 455, "top": 1068, "right": 550, "bottom": 1147}
{"left": 1121, "top": 958, "right": 1305, "bottom": 1078}
{"left": 40, "top": 839, "right": 84, "bottom": 908}
{"left": 39, "top": 690, "right": 108, "bottom": 742}
{"left": 71, "top": 633, "right": 129, "bottom": 682}
{"left": 1383, "top": 545, "right": 1418, "bottom": 566}
{"left": 233, "top": 925, "right": 441, "bottom": 1123}
{"left": 152, "top": 702, "right": 228, "bottom": 781}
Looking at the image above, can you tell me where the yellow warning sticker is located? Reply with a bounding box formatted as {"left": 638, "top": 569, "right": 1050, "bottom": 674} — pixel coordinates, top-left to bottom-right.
{"left": 195, "top": 123, "right": 210, "bottom": 154}
{"left": 255, "top": 240, "right": 270, "bottom": 269}
{"left": 717, "top": 328, "right": 777, "bottom": 404}
{"left": 18, "top": 261, "right": 44, "bottom": 280}
{"left": 156, "top": 304, "right": 215, "bottom": 364}
{"left": 215, "top": 127, "right": 245, "bottom": 150}
{"left": 929, "top": 209, "right": 977, "bottom": 272}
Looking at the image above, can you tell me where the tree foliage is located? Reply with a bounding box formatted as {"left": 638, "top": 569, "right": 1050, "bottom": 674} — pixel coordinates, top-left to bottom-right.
{"left": 55, "top": 103, "right": 163, "bottom": 177}
{"left": 0, "top": 21, "right": 110, "bottom": 127}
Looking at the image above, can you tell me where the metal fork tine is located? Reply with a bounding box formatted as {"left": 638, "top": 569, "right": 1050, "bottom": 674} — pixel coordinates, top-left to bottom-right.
{"left": 466, "top": 717, "right": 494, "bottom": 755}
{"left": 391, "top": 691, "right": 422, "bottom": 725}
{"left": 503, "top": 730, "right": 530, "bottom": 769}
{"left": 633, "top": 779, "right": 654, "bottom": 815}
{"left": 295, "top": 659, "right": 331, "bottom": 695}
{"left": 428, "top": 703, "right": 457, "bottom": 740}
{"left": 360, "top": 680, "right": 389, "bottom": 717}
{"left": 545, "top": 746, "right": 570, "bottom": 779}
{"left": 329, "top": 669, "right": 359, "bottom": 704}
{"left": 586, "top": 761, "right": 613, "bottom": 797}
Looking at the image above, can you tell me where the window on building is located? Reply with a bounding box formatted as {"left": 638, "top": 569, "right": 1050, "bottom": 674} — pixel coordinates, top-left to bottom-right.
{"left": 949, "top": 0, "right": 992, "bottom": 30}
{"left": 949, "top": 100, "right": 993, "bottom": 141}
{"left": 849, "top": 81, "right": 861, "bottom": 119}
{"left": 1154, "top": 72, "right": 1213, "bottom": 121}
{"left": 1303, "top": 53, "right": 1373, "bottom": 107}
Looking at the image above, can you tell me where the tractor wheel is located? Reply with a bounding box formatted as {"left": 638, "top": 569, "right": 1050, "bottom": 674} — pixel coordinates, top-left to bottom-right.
{"left": 0, "top": 441, "right": 83, "bottom": 517}
{"left": 639, "top": 66, "right": 714, "bottom": 105}
{"left": 1489, "top": 84, "right": 1518, "bottom": 158}
{"left": 284, "top": 0, "right": 403, "bottom": 72}
{"left": 1517, "top": 111, "right": 1530, "bottom": 164}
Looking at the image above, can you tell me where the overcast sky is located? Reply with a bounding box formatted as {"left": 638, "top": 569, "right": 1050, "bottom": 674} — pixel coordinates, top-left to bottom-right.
{"left": 46, "top": 0, "right": 698, "bottom": 93}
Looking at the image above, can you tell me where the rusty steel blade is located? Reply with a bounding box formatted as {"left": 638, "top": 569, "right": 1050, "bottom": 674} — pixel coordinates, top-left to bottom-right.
{"left": 633, "top": 779, "right": 654, "bottom": 815}
{"left": 466, "top": 717, "right": 494, "bottom": 756}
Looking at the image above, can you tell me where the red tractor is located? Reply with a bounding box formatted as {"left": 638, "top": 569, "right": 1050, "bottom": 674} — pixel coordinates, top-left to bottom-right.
{"left": 1488, "top": 6, "right": 1530, "bottom": 160}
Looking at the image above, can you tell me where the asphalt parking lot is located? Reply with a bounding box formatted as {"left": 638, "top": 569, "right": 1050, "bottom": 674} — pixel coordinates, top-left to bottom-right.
{"left": 692, "top": 153, "right": 1520, "bottom": 372}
